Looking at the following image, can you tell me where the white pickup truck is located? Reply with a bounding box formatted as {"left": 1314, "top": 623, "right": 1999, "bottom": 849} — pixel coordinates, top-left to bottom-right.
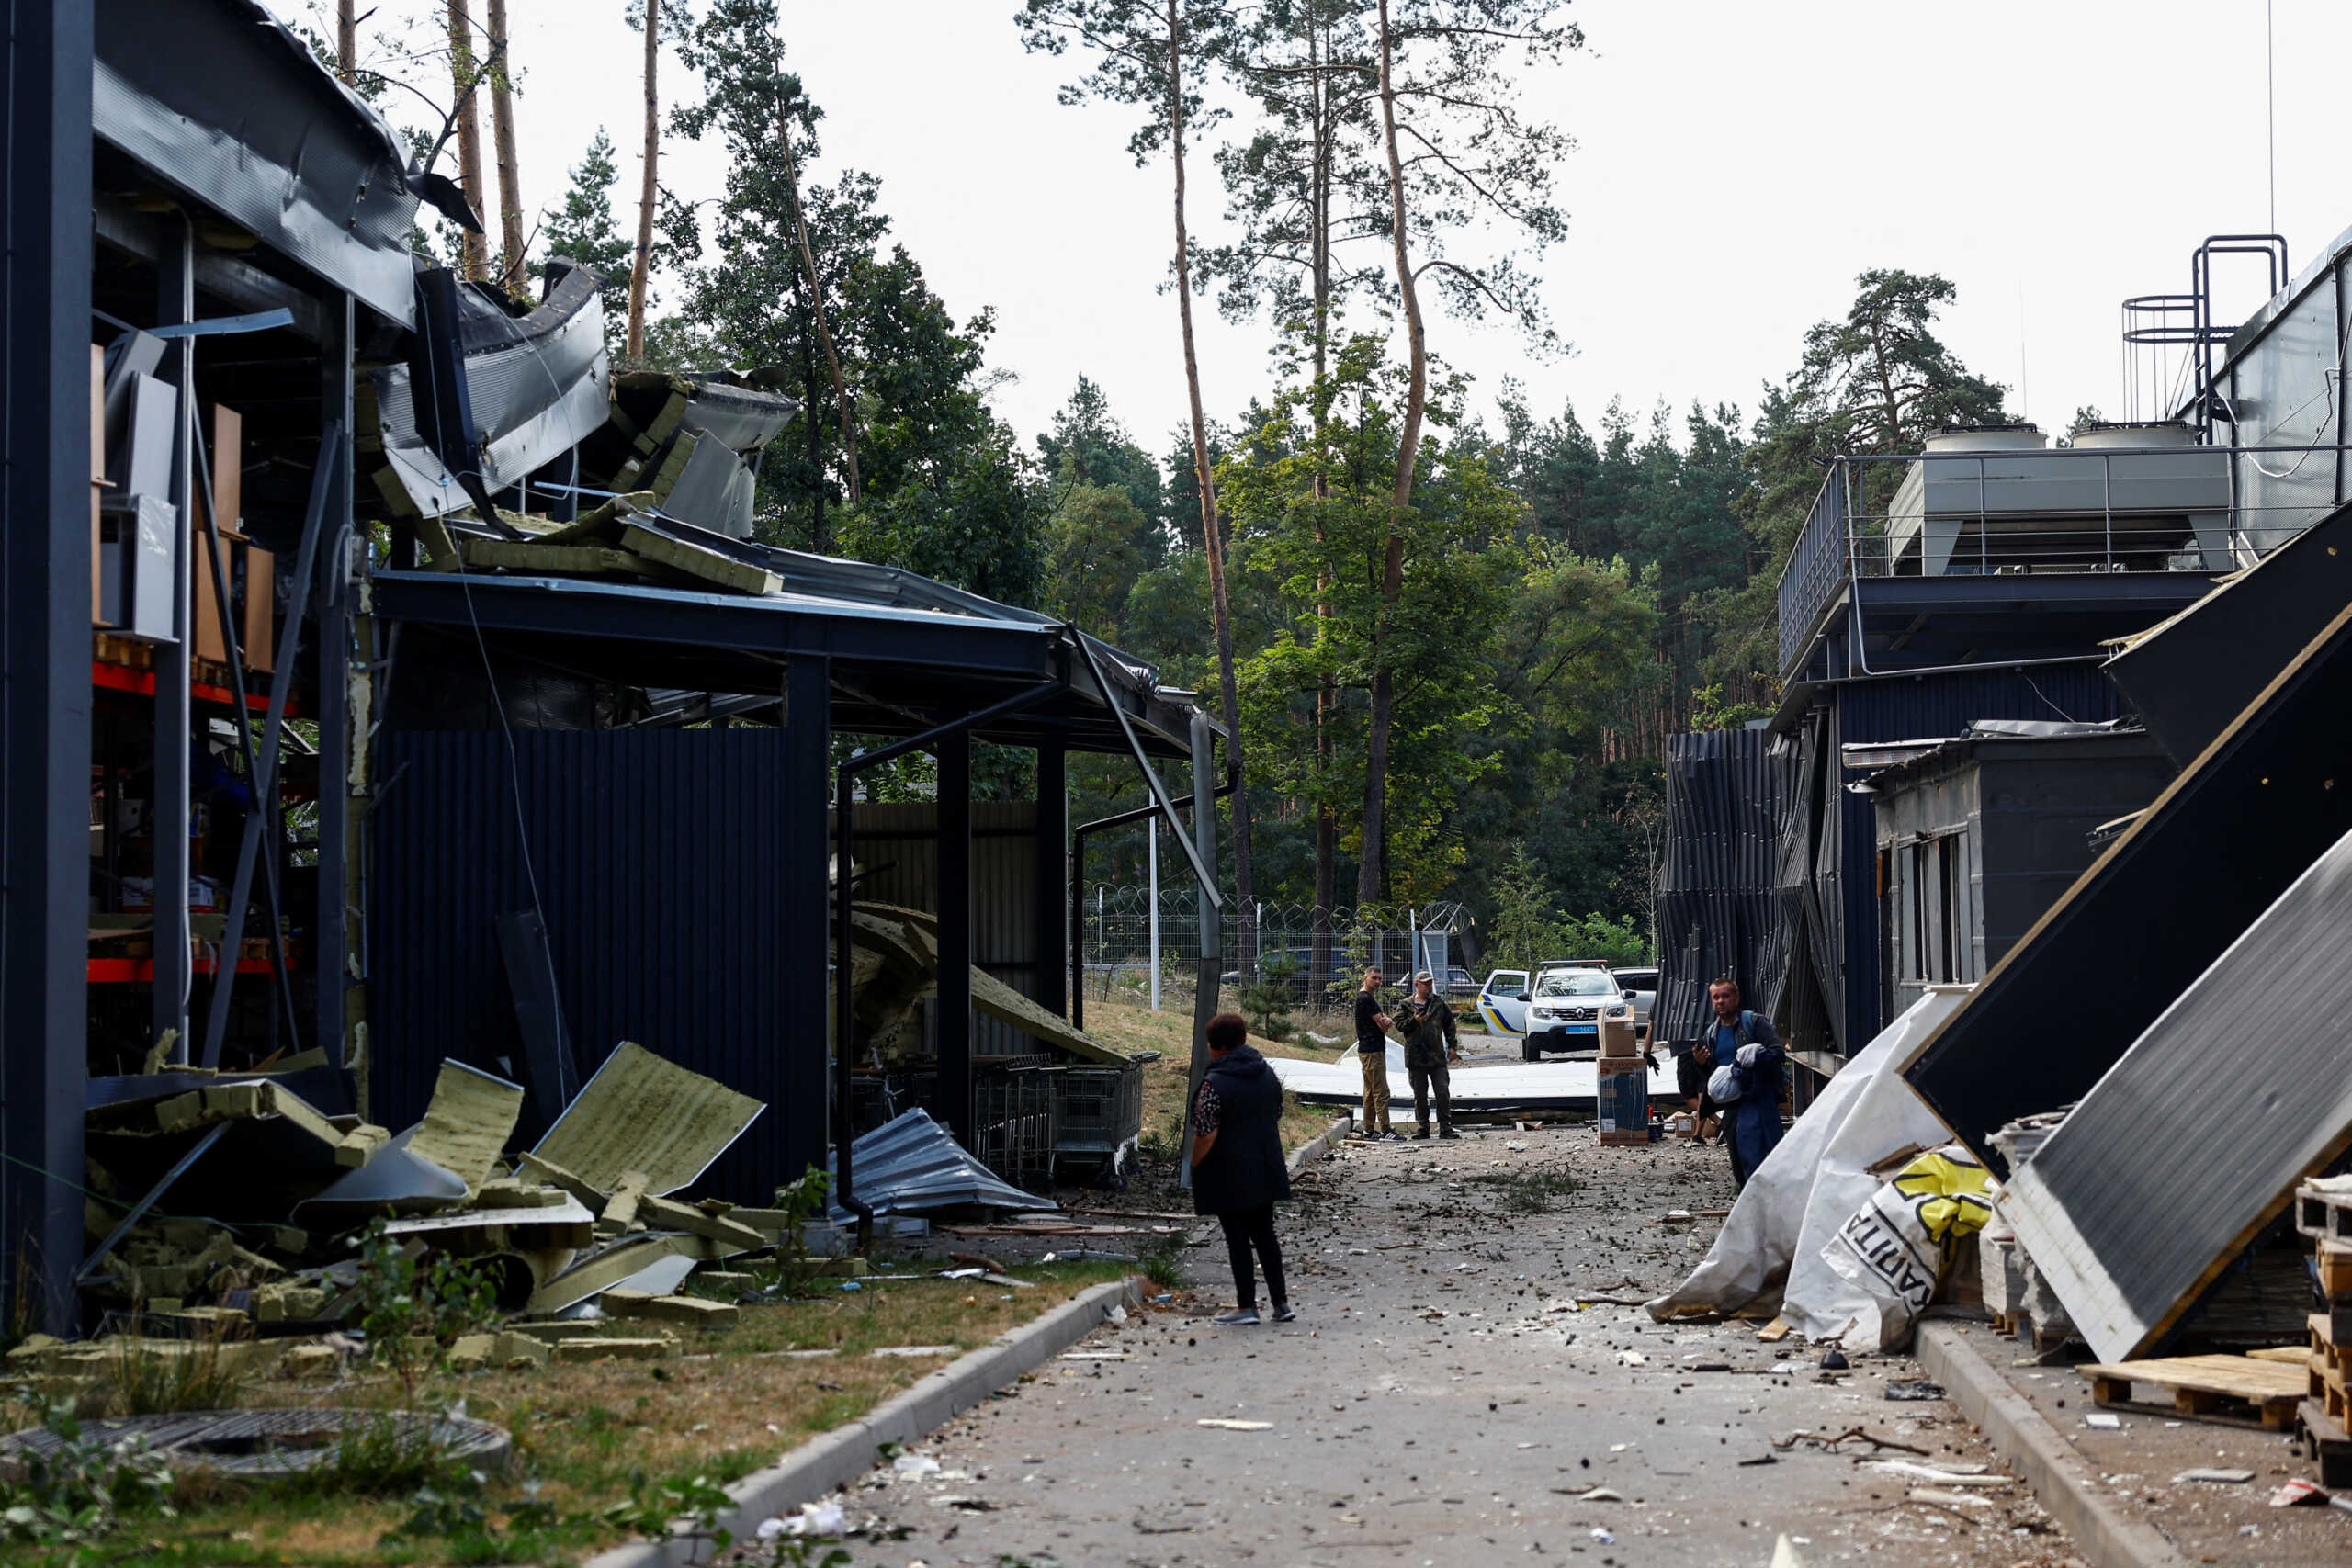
{"left": 1478, "top": 963, "right": 1641, "bottom": 1061}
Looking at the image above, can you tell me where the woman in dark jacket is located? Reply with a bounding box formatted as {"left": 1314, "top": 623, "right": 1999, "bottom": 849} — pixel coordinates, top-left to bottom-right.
{"left": 1190, "top": 1010, "right": 1294, "bottom": 1325}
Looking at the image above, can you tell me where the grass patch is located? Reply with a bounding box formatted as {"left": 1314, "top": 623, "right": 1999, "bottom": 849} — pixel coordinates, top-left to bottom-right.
{"left": 1080, "top": 994, "right": 1348, "bottom": 1156}
{"left": 1464, "top": 1166, "right": 1581, "bottom": 1214}
{"left": 20, "top": 1260, "right": 1134, "bottom": 1567}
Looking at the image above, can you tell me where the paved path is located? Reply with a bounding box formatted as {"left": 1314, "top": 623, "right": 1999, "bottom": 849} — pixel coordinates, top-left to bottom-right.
{"left": 782, "top": 1122, "right": 2085, "bottom": 1568}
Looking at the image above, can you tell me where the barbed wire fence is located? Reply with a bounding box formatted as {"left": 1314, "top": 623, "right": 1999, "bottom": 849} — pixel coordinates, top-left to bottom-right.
{"left": 1080, "top": 888, "right": 1473, "bottom": 1016}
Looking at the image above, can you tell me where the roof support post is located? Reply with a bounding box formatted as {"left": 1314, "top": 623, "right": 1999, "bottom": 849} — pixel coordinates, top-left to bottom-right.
{"left": 1034, "top": 740, "right": 1066, "bottom": 1020}
{"left": 935, "top": 729, "right": 973, "bottom": 1149}
{"left": 781, "top": 655, "right": 831, "bottom": 1183}
{"left": 152, "top": 218, "right": 195, "bottom": 1057}
{"left": 1180, "top": 706, "right": 1222, "bottom": 1191}
{"left": 1, "top": 0, "right": 94, "bottom": 1332}
{"left": 315, "top": 292, "right": 356, "bottom": 1078}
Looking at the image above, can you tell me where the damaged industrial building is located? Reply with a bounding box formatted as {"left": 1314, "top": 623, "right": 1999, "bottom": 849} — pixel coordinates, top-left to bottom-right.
{"left": 2, "top": 0, "right": 1226, "bottom": 1394}
{"left": 1645, "top": 228, "right": 2352, "bottom": 1486}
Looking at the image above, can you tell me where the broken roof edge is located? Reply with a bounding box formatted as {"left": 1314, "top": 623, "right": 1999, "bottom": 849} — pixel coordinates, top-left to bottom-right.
{"left": 95, "top": 0, "right": 423, "bottom": 326}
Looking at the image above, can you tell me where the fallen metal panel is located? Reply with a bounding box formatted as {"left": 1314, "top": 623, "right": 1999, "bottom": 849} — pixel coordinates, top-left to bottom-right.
{"left": 657, "top": 435, "right": 756, "bottom": 538}
{"left": 1269, "top": 1048, "right": 1681, "bottom": 1112}
{"left": 831, "top": 1110, "right": 1057, "bottom": 1217}
{"left": 2108, "top": 497, "right": 2352, "bottom": 765}
{"left": 373, "top": 268, "right": 611, "bottom": 516}
{"left": 1902, "top": 600, "right": 2352, "bottom": 1167}
{"left": 1999, "top": 821, "right": 2352, "bottom": 1364}
{"left": 529, "top": 1040, "right": 764, "bottom": 1197}
{"left": 93, "top": 0, "right": 419, "bottom": 324}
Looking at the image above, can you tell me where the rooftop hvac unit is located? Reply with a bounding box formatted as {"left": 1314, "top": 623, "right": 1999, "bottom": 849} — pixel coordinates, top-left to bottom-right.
{"left": 1884, "top": 422, "right": 2233, "bottom": 577}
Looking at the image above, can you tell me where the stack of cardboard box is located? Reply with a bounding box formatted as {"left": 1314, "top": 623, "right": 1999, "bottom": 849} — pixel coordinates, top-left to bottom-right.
{"left": 1596, "top": 1014, "right": 1649, "bottom": 1145}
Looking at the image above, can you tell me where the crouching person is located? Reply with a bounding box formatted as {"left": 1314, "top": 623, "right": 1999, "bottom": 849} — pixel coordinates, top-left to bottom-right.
{"left": 1190, "top": 1010, "right": 1294, "bottom": 1326}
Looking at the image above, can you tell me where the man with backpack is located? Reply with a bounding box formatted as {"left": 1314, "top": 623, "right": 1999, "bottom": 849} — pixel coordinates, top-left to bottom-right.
{"left": 1690, "top": 976, "right": 1785, "bottom": 1188}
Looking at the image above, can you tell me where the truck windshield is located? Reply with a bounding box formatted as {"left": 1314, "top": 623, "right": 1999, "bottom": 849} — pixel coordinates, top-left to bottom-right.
{"left": 1534, "top": 970, "right": 1615, "bottom": 998}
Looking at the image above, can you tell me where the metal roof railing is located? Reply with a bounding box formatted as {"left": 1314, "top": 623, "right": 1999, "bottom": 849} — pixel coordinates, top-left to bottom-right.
{"left": 1774, "top": 442, "right": 2352, "bottom": 682}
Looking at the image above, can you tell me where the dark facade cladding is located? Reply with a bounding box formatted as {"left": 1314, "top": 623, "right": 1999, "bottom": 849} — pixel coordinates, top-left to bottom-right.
{"left": 1865, "top": 730, "right": 2177, "bottom": 1024}
{"left": 1901, "top": 600, "right": 2352, "bottom": 1168}
{"left": 2109, "top": 497, "right": 2352, "bottom": 767}
{"left": 1653, "top": 729, "right": 1795, "bottom": 1046}
{"left": 370, "top": 729, "right": 804, "bottom": 1199}
{"left": 1778, "top": 664, "right": 2133, "bottom": 1057}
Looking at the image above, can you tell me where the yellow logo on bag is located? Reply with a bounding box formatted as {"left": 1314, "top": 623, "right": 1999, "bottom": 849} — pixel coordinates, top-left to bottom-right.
{"left": 1888, "top": 1147, "right": 1996, "bottom": 1246}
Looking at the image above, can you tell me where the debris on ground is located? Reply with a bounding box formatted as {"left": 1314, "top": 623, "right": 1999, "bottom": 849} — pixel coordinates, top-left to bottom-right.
{"left": 28, "top": 1037, "right": 1057, "bottom": 1422}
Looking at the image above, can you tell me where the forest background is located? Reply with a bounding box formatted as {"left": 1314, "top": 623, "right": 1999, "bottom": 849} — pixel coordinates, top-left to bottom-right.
{"left": 304, "top": 0, "right": 2025, "bottom": 976}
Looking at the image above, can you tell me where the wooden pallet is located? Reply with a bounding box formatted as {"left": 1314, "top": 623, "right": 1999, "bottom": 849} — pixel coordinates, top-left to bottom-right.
{"left": 2311, "top": 1313, "right": 2351, "bottom": 1374}
{"left": 2319, "top": 1241, "right": 2352, "bottom": 1302}
{"left": 2081, "top": 1354, "right": 2308, "bottom": 1430}
{"left": 2298, "top": 1183, "right": 2352, "bottom": 1244}
{"left": 2299, "top": 1398, "right": 2352, "bottom": 1488}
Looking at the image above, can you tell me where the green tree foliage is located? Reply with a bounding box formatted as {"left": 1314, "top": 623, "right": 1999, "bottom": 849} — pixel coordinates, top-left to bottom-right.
{"left": 1701, "top": 268, "right": 2011, "bottom": 702}
{"left": 537, "top": 129, "right": 634, "bottom": 341}
{"left": 1483, "top": 841, "right": 1561, "bottom": 972}
{"left": 1223, "top": 333, "right": 1519, "bottom": 901}
{"left": 664, "top": 0, "right": 1041, "bottom": 595}
{"left": 1039, "top": 376, "right": 1170, "bottom": 537}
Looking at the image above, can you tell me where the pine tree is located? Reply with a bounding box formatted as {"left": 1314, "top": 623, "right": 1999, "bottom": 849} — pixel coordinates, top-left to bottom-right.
{"left": 539, "top": 130, "right": 634, "bottom": 341}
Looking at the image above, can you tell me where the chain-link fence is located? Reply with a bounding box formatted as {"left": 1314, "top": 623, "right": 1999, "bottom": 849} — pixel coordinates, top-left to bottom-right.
{"left": 1079, "top": 887, "right": 1472, "bottom": 1016}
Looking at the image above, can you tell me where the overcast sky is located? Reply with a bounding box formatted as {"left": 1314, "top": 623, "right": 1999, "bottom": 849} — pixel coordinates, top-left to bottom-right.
{"left": 321, "top": 0, "right": 2352, "bottom": 457}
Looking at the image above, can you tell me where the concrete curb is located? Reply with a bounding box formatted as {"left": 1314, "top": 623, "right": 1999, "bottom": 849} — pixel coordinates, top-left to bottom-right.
{"left": 1916, "top": 1322, "right": 2194, "bottom": 1568}
{"left": 583, "top": 1275, "right": 1145, "bottom": 1568}
{"left": 1287, "top": 1114, "right": 1353, "bottom": 1177}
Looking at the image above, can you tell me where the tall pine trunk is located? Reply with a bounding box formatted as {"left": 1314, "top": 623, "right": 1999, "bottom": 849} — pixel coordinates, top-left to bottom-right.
{"left": 1360, "top": 0, "right": 1428, "bottom": 909}
{"left": 778, "top": 96, "right": 862, "bottom": 505}
{"left": 485, "top": 0, "right": 526, "bottom": 293}
{"left": 1168, "top": 0, "right": 1255, "bottom": 980}
{"left": 627, "top": 0, "right": 659, "bottom": 360}
{"left": 1307, "top": 4, "right": 1337, "bottom": 984}
{"left": 447, "top": 0, "right": 490, "bottom": 281}
{"left": 336, "top": 0, "right": 356, "bottom": 83}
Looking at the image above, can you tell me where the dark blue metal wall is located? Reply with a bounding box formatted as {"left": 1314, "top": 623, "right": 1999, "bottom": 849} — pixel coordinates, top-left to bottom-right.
{"left": 1826, "top": 665, "right": 2132, "bottom": 1052}
{"left": 1654, "top": 729, "right": 1796, "bottom": 1045}
{"left": 371, "top": 730, "right": 810, "bottom": 1199}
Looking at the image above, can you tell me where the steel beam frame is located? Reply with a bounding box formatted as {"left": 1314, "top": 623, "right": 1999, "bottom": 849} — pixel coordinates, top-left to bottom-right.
{"left": 780, "top": 655, "right": 830, "bottom": 1180}
{"left": 2, "top": 0, "right": 96, "bottom": 1333}
{"left": 935, "top": 731, "right": 973, "bottom": 1148}
{"left": 1032, "top": 742, "right": 1065, "bottom": 1019}
{"left": 316, "top": 293, "right": 355, "bottom": 1067}
{"left": 151, "top": 220, "right": 194, "bottom": 1055}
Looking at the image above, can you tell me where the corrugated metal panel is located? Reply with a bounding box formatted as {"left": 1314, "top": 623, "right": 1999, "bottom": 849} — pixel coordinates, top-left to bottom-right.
{"left": 847, "top": 801, "right": 1040, "bottom": 1059}
{"left": 2109, "top": 497, "right": 2352, "bottom": 765}
{"left": 1654, "top": 729, "right": 1796, "bottom": 1044}
{"left": 1901, "top": 600, "right": 2352, "bottom": 1167}
{"left": 370, "top": 730, "right": 806, "bottom": 1200}
{"left": 1998, "top": 821, "right": 2352, "bottom": 1363}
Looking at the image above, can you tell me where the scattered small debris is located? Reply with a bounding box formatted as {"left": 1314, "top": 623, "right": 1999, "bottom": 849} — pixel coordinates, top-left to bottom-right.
{"left": 2173, "top": 1468, "right": 2254, "bottom": 1484}
{"left": 1195, "top": 1418, "right": 1272, "bottom": 1431}
{"left": 1883, "top": 1378, "right": 1943, "bottom": 1401}
{"left": 2085, "top": 1413, "right": 2122, "bottom": 1429}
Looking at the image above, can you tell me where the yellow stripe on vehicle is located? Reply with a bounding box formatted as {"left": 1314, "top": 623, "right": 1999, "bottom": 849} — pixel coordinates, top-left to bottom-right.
{"left": 1479, "top": 1000, "right": 1524, "bottom": 1037}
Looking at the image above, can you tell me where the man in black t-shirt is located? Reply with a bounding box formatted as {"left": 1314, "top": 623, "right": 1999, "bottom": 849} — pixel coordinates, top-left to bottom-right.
{"left": 1351, "top": 967, "right": 1397, "bottom": 1139}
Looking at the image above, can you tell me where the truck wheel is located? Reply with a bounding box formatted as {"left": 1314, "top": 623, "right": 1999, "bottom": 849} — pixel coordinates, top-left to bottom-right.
{"left": 1522, "top": 1039, "right": 1540, "bottom": 1063}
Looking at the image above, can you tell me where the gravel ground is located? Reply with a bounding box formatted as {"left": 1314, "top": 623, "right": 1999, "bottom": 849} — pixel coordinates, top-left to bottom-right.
{"left": 748, "top": 1108, "right": 2094, "bottom": 1568}
{"left": 1984, "top": 1345, "right": 2349, "bottom": 1565}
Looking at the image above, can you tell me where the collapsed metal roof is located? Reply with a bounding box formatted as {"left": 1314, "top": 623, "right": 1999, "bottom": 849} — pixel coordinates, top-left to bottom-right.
{"left": 94, "top": 0, "right": 425, "bottom": 325}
